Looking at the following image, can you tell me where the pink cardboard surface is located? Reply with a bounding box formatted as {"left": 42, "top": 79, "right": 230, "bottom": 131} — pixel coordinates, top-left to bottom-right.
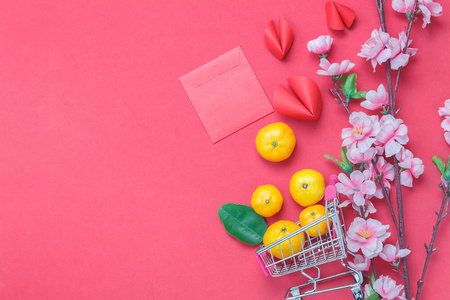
{"left": 179, "top": 46, "right": 274, "bottom": 143}
{"left": 0, "top": 0, "right": 449, "bottom": 299}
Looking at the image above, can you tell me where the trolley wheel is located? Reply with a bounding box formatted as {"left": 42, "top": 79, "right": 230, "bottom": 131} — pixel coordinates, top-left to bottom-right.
{"left": 352, "top": 287, "right": 364, "bottom": 300}
{"left": 288, "top": 287, "right": 301, "bottom": 300}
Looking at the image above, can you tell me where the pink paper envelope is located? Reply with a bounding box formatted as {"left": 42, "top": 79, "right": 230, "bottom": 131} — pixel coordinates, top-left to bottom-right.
{"left": 179, "top": 46, "right": 274, "bottom": 143}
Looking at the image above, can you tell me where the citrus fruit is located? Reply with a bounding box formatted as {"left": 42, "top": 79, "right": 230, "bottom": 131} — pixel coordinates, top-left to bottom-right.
{"left": 255, "top": 122, "right": 296, "bottom": 162}
{"left": 251, "top": 185, "right": 283, "bottom": 217}
{"left": 299, "top": 204, "right": 331, "bottom": 237}
{"left": 263, "top": 220, "right": 305, "bottom": 259}
{"left": 290, "top": 169, "right": 325, "bottom": 207}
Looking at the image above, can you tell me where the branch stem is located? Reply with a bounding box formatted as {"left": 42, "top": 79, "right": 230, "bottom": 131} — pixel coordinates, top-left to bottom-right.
{"left": 393, "top": 156, "right": 410, "bottom": 299}
{"left": 393, "top": 0, "right": 420, "bottom": 102}
{"left": 332, "top": 80, "right": 351, "bottom": 116}
{"left": 416, "top": 181, "right": 450, "bottom": 300}
{"left": 371, "top": 259, "right": 378, "bottom": 279}
{"left": 371, "top": 157, "right": 399, "bottom": 236}
{"left": 375, "top": 0, "right": 411, "bottom": 298}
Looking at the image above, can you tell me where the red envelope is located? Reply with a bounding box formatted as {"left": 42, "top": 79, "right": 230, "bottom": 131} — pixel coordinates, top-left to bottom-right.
{"left": 179, "top": 46, "right": 274, "bottom": 143}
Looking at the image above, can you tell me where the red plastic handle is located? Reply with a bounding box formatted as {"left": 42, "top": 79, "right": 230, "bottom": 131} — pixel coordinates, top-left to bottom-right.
{"left": 255, "top": 255, "right": 269, "bottom": 276}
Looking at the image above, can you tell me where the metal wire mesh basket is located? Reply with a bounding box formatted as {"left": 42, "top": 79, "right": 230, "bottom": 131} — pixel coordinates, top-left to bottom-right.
{"left": 255, "top": 178, "right": 364, "bottom": 300}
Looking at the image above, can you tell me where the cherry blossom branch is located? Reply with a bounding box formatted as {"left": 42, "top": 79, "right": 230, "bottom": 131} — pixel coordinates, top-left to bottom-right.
{"left": 393, "top": 262, "right": 405, "bottom": 279}
{"left": 374, "top": 0, "right": 411, "bottom": 298}
{"left": 416, "top": 181, "right": 450, "bottom": 300}
{"left": 375, "top": 0, "right": 396, "bottom": 115}
{"left": 392, "top": 156, "right": 411, "bottom": 299}
{"left": 371, "top": 259, "right": 378, "bottom": 279}
{"left": 330, "top": 80, "right": 351, "bottom": 116}
{"left": 358, "top": 204, "right": 380, "bottom": 282}
{"left": 371, "top": 157, "right": 400, "bottom": 236}
{"left": 393, "top": 0, "right": 420, "bottom": 102}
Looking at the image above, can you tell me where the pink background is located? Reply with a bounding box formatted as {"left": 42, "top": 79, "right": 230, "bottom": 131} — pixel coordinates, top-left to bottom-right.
{"left": 0, "top": 0, "right": 449, "bottom": 299}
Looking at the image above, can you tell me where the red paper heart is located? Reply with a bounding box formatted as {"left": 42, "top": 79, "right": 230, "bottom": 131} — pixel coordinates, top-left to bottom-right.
{"left": 325, "top": 1, "right": 356, "bottom": 30}
{"left": 273, "top": 76, "right": 322, "bottom": 121}
{"left": 264, "top": 16, "right": 293, "bottom": 60}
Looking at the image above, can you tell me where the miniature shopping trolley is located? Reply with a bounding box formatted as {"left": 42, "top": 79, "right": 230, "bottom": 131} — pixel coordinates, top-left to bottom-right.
{"left": 255, "top": 176, "right": 364, "bottom": 300}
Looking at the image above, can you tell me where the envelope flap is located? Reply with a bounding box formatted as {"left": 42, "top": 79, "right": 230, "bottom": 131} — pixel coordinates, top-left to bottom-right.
{"left": 179, "top": 46, "right": 241, "bottom": 88}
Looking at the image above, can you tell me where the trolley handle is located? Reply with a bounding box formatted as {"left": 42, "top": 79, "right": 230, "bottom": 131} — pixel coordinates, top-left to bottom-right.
{"left": 325, "top": 175, "right": 339, "bottom": 240}
{"left": 256, "top": 255, "right": 270, "bottom": 276}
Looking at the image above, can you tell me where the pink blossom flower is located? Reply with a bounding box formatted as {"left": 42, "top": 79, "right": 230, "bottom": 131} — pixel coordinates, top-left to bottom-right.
{"left": 395, "top": 148, "right": 424, "bottom": 187}
{"left": 439, "top": 100, "right": 450, "bottom": 146}
{"left": 336, "top": 171, "right": 376, "bottom": 206}
{"left": 419, "top": 0, "right": 443, "bottom": 28}
{"left": 375, "top": 115, "right": 409, "bottom": 157}
{"left": 396, "top": 147, "right": 413, "bottom": 169}
{"left": 365, "top": 283, "right": 407, "bottom": 300}
{"left": 379, "top": 241, "right": 411, "bottom": 263}
{"left": 438, "top": 99, "right": 450, "bottom": 116}
{"left": 307, "top": 35, "right": 333, "bottom": 56}
{"left": 317, "top": 58, "right": 355, "bottom": 77}
{"left": 387, "top": 32, "right": 417, "bottom": 70}
{"left": 348, "top": 254, "right": 370, "bottom": 271}
{"left": 392, "top": 0, "right": 416, "bottom": 14}
{"left": 360, "top": 84, "right": 389, "bottom": 110}
{"left": 342, "top": 112, "right": 381, "bottom": 152}
{"left": 441, "top": 117, "right": 450, "bottom": 131}
{"left": 373, "top": 276, "right": 405, "bottom": 300}
{"left": 445, "top": 132, "right": 450, "bottom": 146}
{"left": 364, "top": 284, "right": 373, "bottom": 298}
{"left": 357, "top": 29, "right": 392, "bottom": 72}
{"left": 364, "top": 157, "right": 395, "bottom": 199}
{"left": 346, "top": 217, "right": 391, "bottom": 258}
{"left": 340, "top": 195, "right": 377, "bottom": 217}
{"left": 346, "top": 147, "right": 377, "bottom": 164}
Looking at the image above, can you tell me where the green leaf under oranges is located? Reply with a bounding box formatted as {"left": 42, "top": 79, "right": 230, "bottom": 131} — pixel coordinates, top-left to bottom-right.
{"left": 218, "top": 203, "right": 267, "bottom": 245}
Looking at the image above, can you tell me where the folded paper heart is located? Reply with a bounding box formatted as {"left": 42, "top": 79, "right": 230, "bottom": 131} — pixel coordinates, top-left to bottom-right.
{"left": 273, "top": 76, "right": 322, "bottom": 121}
{"left": 325, "top": 1, "right": 356, "bottom": 30}
{"left": 264, "top": 16, "right": 293, "bottom": 60}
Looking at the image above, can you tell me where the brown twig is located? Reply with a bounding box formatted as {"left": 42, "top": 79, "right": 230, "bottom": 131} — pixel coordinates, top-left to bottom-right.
{"left": 330, "top": 80, "right": 351, "bottom": 116}
{"left": 393, "top": 262, "right": 405, "bottom": 279}
{"left": 416, "top": 181, "right": 450, "bottom": 300}
{"left": 371, "top": 259, "right": 378, "bottom": 279}
{"left": 374, "top": 0, "right": 411, "bottom": 298}
{"left": 393, "top": 156, "right": 411, "bottom": 298}
{"left": 393, "top": 0, "right": 420, "bottom": 102}
{"left": 358, "top": 205, "right": 380, "bottom": 282}
{"left": 371, "top": 157, "right": 400, "bottom": 236}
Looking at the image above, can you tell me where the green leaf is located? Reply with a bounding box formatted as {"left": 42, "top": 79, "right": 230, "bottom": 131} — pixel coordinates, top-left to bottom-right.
{"left": 324, "top": 154, "right": 340, "bottom": 164}
{"left": 343, "top": 73, "right": 357, "bottom": 97}
{"left": 366, "top": 274, "right": 380, "bottom": 299}
{"left": 445, "top": 169, "right": 450, "bottom": 181}
{"left": 339, "top": 162, "right": 353, "bottom": 174}
{"left": 366, "top": 292, "right": 380, "bottom": 300}
{"left": 218, "top": 203, "right": 267, "bottom": 245}
{"left": 340, "top": 73, "right": 348, "bottom": 89}
{"left": 350, "top": 90, "right": 364, "bottom": 99}
{"left": 432, "top": 155, "right": 446, "bottom": 175}
{"left": 358, "top": 91, "right": 368, "bottom": 98}
{"left": 341, "top": 147, "right": 349, "bottom": 163}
